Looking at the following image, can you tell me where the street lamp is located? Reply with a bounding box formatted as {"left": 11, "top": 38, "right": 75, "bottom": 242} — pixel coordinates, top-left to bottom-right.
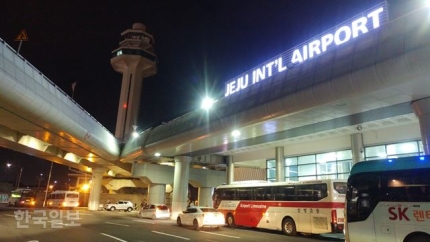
{"left": 132, "top": 125, "right": 139, "bottom": 138}
{"left": 201, "top": 97, "right": 215, "bottom": 110}
{"left": 6, "top": 163, "right": 23, "bottom": 189}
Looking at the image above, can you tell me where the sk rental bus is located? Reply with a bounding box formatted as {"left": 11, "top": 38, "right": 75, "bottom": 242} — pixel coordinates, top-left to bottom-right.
{"left": 345, "top": 155, "right": 430, "bottom": 242}
{"left": 8, "top": 188, "right": 36, "bottom": 207}
{"left": 213, "top": 179, "right": 346, "bottom": 236}
{"left": 46, "top": 190, "right": 80, "bottom": 209}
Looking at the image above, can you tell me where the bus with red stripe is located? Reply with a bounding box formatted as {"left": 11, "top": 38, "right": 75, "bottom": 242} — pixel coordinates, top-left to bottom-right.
{"left": 213, "top": 179, "right": 346, "bottom": 236}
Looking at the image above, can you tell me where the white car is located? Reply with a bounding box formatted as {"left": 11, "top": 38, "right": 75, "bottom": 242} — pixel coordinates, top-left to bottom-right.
{"left": 104, "top": 200, "right": 134, "bottom": 212}
{"left": 138, "top": 204, "right": 171, "bottom": 219}
{"left": 177, "top": 206, "right": 225, "bottom": 230}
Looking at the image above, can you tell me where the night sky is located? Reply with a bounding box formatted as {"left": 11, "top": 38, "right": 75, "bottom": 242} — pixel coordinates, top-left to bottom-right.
{"left": 0, "top": 0, "right": 408, "bottom": 186}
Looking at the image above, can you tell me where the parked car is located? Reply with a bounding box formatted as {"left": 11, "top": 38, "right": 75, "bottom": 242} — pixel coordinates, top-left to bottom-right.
{"left": 177, "top": 206, "right": 225, "bottom": 230}
{"left": 138, "top": 204, "right": 171, "bottom": 219}
{"left": 104, "top": 200, "right": 134, "bottom": 212}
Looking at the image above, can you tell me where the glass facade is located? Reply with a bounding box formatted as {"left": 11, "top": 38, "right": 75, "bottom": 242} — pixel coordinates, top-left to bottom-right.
{"left": 267, "top": 140, "right": 423, "bottom": 181}
{"left": 364, "top": 141, "right": 424, "bottom": 160}
{"left": 267, "top": 149, "right": 352, "bottom": 182}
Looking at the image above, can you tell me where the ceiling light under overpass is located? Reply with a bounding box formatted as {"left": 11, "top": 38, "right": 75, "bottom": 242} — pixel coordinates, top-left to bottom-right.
{"left": 231, "top": 130, "right": 241, "bottom": 137}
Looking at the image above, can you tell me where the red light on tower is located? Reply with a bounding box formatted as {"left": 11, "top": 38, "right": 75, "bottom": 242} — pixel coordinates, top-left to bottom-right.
{"left": 123, "top": 103, "right": 127, "bottom": 109}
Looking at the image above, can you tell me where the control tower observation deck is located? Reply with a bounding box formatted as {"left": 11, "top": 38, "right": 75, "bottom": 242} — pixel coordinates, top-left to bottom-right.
{"left": 110, "top": 23, "right": 157, "bottom": 141}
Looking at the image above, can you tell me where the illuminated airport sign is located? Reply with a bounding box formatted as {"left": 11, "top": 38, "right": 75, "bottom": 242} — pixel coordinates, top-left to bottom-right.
{"left": 225, "top": 2, "right": 387, "bottom": 97}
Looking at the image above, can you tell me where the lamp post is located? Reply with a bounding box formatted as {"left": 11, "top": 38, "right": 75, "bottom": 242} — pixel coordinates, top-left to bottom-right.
{"left": 5, "top": 163, "right": 11, "bottom": 183}
{"left": 16, "top": 168, "right": 23, "bottom": 189}
{"left": 6, "top": 163, "right": 23, "bottom": 189}
{"left": 43, "top": 161, "right": 54, "bottom": 207}
{"left": 37, "top": 174, "right": 43, "bottom": 191}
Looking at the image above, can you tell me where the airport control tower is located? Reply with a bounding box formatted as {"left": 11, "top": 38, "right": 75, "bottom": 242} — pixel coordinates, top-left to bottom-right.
{"left": 111, "top": 23, "right": 157, "bottom": 141}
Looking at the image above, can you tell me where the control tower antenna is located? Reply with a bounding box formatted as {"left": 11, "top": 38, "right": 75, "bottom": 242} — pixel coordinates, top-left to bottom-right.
{"left": 111, "top": 23, "right": 157, "bottom": 141}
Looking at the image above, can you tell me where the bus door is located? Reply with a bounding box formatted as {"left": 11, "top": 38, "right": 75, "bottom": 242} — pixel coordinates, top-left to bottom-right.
{"left": 296, "top": 185, "right": 313, "bottom": 232}
{"left": 346, "top": 183, "right": 377, "bottom": 241}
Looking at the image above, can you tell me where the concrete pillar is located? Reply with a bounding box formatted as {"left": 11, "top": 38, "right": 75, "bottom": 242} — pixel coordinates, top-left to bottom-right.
{"left": 88, "top": 167, "right": 105, "bottom": 211}
{"left": 412, "top": 97, "right": 430, "bottom": 155}
{"left": 171, "top": 156, "right": 191, "bottom": 220}
{"left": 351, "top": 133, "right": 364, "bottom": 165}
{"left": 148, "top": 183, "right": 166, "bottom": 205}
{"left": 198, "top": 187, "right": 213, "bottom": 207}
{"left": 227, "top": 156, "right": 234, "bottom": 184}
{"left": 275, "top": 147, "right": 285, "bottom": 182}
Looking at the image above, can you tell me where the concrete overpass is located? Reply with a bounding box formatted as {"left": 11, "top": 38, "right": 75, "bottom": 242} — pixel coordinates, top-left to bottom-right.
{"left": 0, "top": 2, "right": 430, "bottom": 212}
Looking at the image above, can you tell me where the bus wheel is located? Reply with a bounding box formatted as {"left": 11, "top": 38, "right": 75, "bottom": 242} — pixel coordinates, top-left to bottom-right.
{"left": 226, "top": 214, "right": 235, "bottom": 228}
{"left": 407, "top": 234, "right": 430, "bottom": 242}
{"left": 282, "top": 218, "right": 297, "bottom": 236}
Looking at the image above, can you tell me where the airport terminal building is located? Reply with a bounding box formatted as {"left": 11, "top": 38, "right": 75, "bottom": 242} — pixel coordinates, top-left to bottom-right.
{"left": 126, "top": 1, "right": 430, "bottom": 186}
{"left": 223, "top": 1, "right": 429, "bottom": 182}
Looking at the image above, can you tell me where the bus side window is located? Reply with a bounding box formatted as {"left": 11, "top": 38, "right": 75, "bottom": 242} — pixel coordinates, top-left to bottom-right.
{"left": 383, "top": 187, "right": 407, "bottom": 202}
{"left": 274, "top": 186, "right": 294, "bottom": 201}
{"left": 222, "top": 189, "right": 235, "bottom": 200}
{"left": 313, "top": 184, "right": 327, "bottom": 200}
{"left": 297, "top": 185, "right": 313, "bottom": 201}
{"left": 407, "top": 186, "right": 430, "bottom": 202}
{"left": 236, "top": 188, "right": 253, "bottom": 200}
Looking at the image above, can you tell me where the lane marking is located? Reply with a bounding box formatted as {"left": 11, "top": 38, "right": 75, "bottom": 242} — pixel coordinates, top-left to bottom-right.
{"left": 131, "top": 219, "right": 154, "bottom": 224}
{"left": 100, "top": 233, "right": 127, "bottom": 242}
{"left": 5, "top": 214, "right": 16, "bottom": 217}
{"left": 105, "top": 222, "right": 130, "bottom": 227}
{"left": 45, "top": 221, "right": 80, "bottom": 227}
{"left": 200, "top": 231, "right": 241, "bottom": 239}
{"left": 78, "top": 213, "right": 93, "bottom": 216}
{"left": 152, "top": 231, "right": 190, "bottom": 240}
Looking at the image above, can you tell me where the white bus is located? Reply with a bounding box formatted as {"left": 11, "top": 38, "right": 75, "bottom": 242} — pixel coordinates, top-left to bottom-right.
{"left": 213, "top": 179, "right": 346, "bottom": 236}
{"left": 46, "top": 190, "right": 80, "bottom": 209}
{"left": 8, "top": 188, "right": 36, "bottom": 207}
{"left": 345, "top": 155, "right": 430, "bottom": 242}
